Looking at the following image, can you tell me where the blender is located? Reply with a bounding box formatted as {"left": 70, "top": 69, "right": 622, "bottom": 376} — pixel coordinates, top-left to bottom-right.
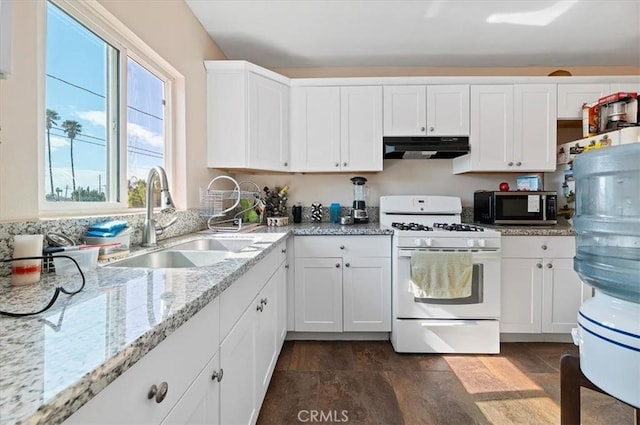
{"left": 350, "top": 176, "right": 369, "bottom": 224}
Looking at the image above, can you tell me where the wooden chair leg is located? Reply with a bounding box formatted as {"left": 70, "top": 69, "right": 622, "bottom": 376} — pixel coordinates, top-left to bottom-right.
{"left": 560, "top": 353, "right": 582, "bottom": 425}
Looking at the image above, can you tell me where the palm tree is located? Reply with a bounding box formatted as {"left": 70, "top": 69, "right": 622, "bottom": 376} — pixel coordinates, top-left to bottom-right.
{"left": 46, "top": 109, "right": 60, "bottom": 197}
{"left": 61, "top": 120, "right": 82, "bottom": 194}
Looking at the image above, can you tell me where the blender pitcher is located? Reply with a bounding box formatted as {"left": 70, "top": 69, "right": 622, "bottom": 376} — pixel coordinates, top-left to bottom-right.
{"left": 350, "top": 176, "right": 369, "bottom": 224}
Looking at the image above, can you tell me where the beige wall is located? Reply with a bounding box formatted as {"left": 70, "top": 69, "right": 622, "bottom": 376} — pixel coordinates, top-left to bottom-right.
{"left": 0, "top": 0, "right": 225, "bottom": 222}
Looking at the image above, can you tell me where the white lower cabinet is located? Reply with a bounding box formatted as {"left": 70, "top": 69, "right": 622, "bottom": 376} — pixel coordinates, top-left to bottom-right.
{"left": 294, "top": 235, "right": 391, "bottom": 333}
{"left": 64, "top": 299, "right": 220, "bottom": 425}
{"left": 65, "top": 239, "right": 289, "bottom": 425}
{"left": 162, "top": 352, "right": 220, "bottom": 425}
{"left": 501, "top": 236, "right": 592, "bottom": 334}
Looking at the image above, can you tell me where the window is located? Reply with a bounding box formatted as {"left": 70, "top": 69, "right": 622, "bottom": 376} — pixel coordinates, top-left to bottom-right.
{"left": 43, "top": 0, "right": 171, "bottom": 211}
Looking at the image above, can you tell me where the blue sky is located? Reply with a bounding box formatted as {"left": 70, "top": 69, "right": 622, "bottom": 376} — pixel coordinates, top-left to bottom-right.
{"left": 45, "top": 2, "right": 164, "bottom": 199}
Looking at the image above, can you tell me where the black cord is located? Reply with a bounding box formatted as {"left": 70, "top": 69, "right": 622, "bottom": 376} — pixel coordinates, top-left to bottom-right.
{"left": 0, "top": 255, "right": 86, "bottom": 317}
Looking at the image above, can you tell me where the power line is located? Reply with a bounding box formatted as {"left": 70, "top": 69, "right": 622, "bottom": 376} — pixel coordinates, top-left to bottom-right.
{"left": 47, "top": 74, "right": 165, "bottom": 121}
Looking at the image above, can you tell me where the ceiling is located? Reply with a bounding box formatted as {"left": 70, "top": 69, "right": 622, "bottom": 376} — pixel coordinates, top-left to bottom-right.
{"left": 185, "top": 0, "right": 640, "bottom": 70}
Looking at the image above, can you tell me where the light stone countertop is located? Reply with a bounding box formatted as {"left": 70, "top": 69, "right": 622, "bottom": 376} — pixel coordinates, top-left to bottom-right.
{"left": 0, "top": 223, "right": 392, "bottom": 425}
{"left": 0, "top": 220, "right": 571, "bottom": 425}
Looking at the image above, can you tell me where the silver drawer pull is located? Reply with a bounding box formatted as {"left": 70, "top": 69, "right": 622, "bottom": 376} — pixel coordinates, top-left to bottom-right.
{"left": 212, "top": 368, "right": 223, "bottom": 382}
{"left": 148, "top": 382, "right": 168, "bottom": 404}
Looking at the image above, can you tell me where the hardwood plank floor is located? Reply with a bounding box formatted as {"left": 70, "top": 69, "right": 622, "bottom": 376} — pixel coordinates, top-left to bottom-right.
{"left": 258, "top": 341, "right": 636, "bottom": 425}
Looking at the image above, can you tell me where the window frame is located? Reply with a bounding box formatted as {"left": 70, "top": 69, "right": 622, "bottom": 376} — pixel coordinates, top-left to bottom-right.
{"left": 38, "top": 0, "right": 179, "bottom": 215}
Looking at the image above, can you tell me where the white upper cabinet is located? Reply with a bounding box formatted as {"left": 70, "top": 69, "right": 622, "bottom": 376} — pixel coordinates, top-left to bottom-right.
{"left": 0, "top": 0, "right": 12, "bottom": 77}
{"left": 383, "top": 85, "right": 469, "bottom": 136}
{"left": 205, "top": 61, "right": 290, "bottom": 171}
{"left": 557, "top": 83, "right": 610, "bottom": 119}
{"left": 290, "top": 85, "right": 382, "bottom": 172}
{"left": 453, "top": 84, "right": 556, "bottom": 173}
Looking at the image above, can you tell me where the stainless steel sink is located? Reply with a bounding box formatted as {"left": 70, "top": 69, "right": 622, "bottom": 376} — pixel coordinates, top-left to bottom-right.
{"left": 107, "top": 250, "right": 230, "bottom": 269}
{"left": 169, "top": 237, "right": 257, "bottom": 252}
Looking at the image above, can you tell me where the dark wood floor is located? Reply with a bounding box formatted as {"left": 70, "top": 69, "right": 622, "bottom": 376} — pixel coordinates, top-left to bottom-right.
{"left": 257, "top": 340, "right": 635, "bottom": 425}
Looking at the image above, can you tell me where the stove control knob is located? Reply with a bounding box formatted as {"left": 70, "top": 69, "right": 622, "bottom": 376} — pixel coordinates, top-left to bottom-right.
{"left": 477, "top": 239, "right": 486, "bottom": 248}
{"left": 466, "top": 239, "right": 475, "bottom": 247}
{"left": 413, "top": 239, "right": 422, "bottom": 247}
{"left": 424, "top": 238, "right": 433, "bottom": 247}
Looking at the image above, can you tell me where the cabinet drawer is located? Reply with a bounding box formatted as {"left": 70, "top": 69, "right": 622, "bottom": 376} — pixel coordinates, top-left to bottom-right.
{"left": 502, "top": 236, "right": 575, "bottom": 259}
{"left": 65, "top": 299, "right": 220, "bottom": 425}
{"left": 220, "top": 241, "right": 286, "bottom": 338}
{"left": 294, "top": 235, "right": 391, "bottom": 258}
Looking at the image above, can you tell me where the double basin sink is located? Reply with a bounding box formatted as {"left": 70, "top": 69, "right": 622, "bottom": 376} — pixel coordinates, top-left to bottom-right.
{"left": 107, "top": 236, "right": 260, "bottom": 269}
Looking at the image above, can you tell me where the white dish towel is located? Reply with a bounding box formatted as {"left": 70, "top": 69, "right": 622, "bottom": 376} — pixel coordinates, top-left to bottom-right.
{"left": 409, "top": 251, "right": 473, "bottom": 299}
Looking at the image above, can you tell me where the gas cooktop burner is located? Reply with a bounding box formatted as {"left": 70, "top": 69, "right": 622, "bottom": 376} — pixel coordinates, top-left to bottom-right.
{"left": 391, "top": 222, "right": 433, "bottom": 231}
{"left": 433, "top": 223, "right": 485, "bottom": 232}
{"left": 391, "top": 222, "right": 486, "bottom": 232}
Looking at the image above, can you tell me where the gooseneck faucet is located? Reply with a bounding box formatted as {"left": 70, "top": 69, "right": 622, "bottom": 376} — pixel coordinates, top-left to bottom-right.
{"left": 142, "top": 166, "right": 177, "bottom": 247}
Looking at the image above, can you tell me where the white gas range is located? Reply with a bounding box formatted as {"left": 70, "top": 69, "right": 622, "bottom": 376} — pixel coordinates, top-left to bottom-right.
{"left": 380, "top": 195, "right": 502, "bottom": 354}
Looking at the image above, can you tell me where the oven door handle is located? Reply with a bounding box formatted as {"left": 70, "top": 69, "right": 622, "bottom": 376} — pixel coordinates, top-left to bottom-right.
{"left": 421, "top": 320, "right": 481, "bottom": 327}
{"left": 397, "top": 249, "right": 499, "bottom": 257}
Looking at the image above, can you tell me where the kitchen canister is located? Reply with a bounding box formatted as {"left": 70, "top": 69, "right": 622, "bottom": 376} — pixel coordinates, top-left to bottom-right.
{"left": 310, "top": 203, "right": 323, "bottom": 222}
{"left": 330, "top": 203, "right": 341, "bottom": 224}
{"left": 292, "top": 204, "right": 302, "bottom": 223}
{"left": 11, "top": 235, "right": 44, "bottom": 285}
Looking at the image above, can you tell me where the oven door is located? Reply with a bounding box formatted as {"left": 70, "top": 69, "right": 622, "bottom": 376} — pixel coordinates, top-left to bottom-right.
{"left": 393, "top": 248, "right": 500, "bottom": 319}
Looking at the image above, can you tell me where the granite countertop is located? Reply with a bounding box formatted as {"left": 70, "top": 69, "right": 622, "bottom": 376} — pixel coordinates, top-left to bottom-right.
{"left": 0, "top": 223, "right": 391, "bottom": 425}
{"left": 477, "top": 219, "right": 575, "bottom": 236}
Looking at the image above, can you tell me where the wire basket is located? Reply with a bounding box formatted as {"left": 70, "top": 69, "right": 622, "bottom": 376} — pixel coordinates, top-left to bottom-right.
{"left": 199, "top": 176, "right": 260, "bottom": 218}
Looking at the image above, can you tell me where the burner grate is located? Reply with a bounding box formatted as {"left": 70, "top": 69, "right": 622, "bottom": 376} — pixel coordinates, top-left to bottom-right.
{"left": 433, "top": 223, "right": 485, "bottom": 232}
{"left": 391, "top": 222, "right": 433, "bottom": 232}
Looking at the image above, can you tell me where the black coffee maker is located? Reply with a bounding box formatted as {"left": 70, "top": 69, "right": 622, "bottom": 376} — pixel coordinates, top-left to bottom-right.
{"left": 350, "top": 176, "right": 369, "bottom": 224}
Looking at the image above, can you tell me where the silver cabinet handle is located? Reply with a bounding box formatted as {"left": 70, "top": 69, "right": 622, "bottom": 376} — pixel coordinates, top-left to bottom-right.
{"left": 284, "top": 162, "right": 288, "bottom": 167}
{"left": 345, "top": 263, "right": 350, "bottom": 267}
{"left": 211, "top": 368, "right": 223, "bottom": 382}
{"left": 343, "top": 162, "right": 348, "bottom": 167}
{"left": 335, "top": 263, "right": 340, "bottom": 268}
{"left": 516, "top": 161, "right": 522, "bottom": 166}
{"left": 284, "top": 264, "right": 289, "bottom": 269}
{"left": 281, "top": 248, "right": 286, "bottom": 253}
{"left": 541, "top": 245, "right": 548, "bottom": 250}
{"left": 536, "top": 263, "right": 542, "bottom": 269}
{"left": 429, "top": 126, "right": 434, "bottom": 132}
{"left": 508, "top": 162, "right": 514, "bottom": 166}
{"left": 148, "top": 382, "right": 168, "bottom": 404}
{"left": 340, "top": 245, "right": 345, "bottom": 250}
{"left": 335, "top": 163, "right": 340, "bottom": 167}
{"left": 261, "top": 297, "right": 268, "bottom": 306}
{"left": 420, "top": 126, "right": 426, "bottom": 132}
{"left": 257, "top": 304, "right": 263, "bottom": 312}
{"left": 547, "top": 263, "right": 553, "bottom": 269}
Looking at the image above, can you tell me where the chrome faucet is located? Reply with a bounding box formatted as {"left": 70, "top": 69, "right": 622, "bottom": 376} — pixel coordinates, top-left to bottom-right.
{"left": 142, "top": 166, "right": 177, "bottom": 247}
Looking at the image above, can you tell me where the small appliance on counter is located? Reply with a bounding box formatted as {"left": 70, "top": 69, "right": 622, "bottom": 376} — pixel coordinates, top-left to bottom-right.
{"left": 474, "top": 190, "right": 557, "bottom": 225}
{"left": 350, "top": 176, "right": 369, "bottom": 224}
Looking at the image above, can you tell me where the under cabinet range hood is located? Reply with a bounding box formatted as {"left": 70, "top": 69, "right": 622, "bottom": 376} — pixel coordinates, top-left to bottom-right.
{"left": 383, "top": 136, "right": 470, "bottom": 159}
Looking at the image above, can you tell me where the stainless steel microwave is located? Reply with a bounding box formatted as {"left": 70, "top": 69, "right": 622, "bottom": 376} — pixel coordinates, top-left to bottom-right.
{"left": 474, "top": 191, "right": 558, "bottom": 225}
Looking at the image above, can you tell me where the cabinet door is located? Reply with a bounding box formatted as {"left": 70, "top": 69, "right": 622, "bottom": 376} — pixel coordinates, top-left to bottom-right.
{"left": 276, "top": 262, "right": 288, "bottom": 345}
{"left": 500, "top": 258, "right": 542, "bottom": 333}
{"left": 340, "top": 86, "right": 383, "bottom": 171}
{"left": 467, "top": 85, "right": 514, "bottom": 171}
{"left": 343, "top": 257, "right": 391, "bottom": 332}
{"left": 294, "top": 258, "right": 343, "bottom": 332}
{"left": 162, "top": 353, "right": 220, "bottom": 425}
{"left": 290, "top": 86, "right": 341, "bottom": 171}
{"left": 220, "top": 303, "right": 258, "bottom": 425}
{"left": 255, "top": 272, "right": 279, "bottom": 403}
{"left": 514, "top": 84, "right": 557, "bottom": 171}
{"left": 426, "top": 85, "right": 470, "bottom": 136}
{"left": 383, "top": 86, "right": 426, "bottom": 136}
{"left": 248, "top": 72, "right": 289, "bottom": 171}
{"left": 541, "top": 258, "right": 592, "bottom": 333}
{"left": 557, "top": 83, "right": 609, "bottom": 119}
